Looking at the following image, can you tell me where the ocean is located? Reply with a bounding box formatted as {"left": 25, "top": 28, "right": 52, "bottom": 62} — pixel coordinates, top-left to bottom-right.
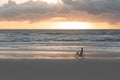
{"left": 0, "top": 29, "right": 120, "bottom": 59}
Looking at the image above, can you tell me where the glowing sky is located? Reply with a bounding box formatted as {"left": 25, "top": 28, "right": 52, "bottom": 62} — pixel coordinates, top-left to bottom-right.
{"left": 0, "top": 0, "right": 120, "bottom": 29}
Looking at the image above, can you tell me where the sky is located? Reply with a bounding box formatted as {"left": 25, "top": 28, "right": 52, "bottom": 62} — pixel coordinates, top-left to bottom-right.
{"left": 0, "top": 0, "right": 120, "bottom": 29}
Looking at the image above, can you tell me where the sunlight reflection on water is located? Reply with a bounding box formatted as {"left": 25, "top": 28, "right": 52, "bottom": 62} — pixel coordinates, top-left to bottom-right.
{"left": 0, "top": 51, "right": 120, "bottom": 60}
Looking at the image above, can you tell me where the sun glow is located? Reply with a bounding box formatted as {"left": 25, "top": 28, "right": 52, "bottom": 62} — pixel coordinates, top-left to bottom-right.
{"left": 54, "top": 22, "right": 92, "bottom": 29}
{"left": 41, "top": 0, "right": 59, "bottom": 4}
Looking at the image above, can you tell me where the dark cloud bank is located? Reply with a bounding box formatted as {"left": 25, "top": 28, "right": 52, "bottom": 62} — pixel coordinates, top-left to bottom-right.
{"left": 0, "top": 0, "right": 120, "bottom": 23}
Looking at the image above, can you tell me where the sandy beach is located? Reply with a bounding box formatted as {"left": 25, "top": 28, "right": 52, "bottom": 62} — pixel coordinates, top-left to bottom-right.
{"left": 0, "top": 58, "right": 120, "bottom": 80}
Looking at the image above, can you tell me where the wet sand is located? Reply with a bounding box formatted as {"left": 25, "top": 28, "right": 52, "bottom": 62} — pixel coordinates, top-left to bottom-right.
{"left": 0, "top": 59, "right": 120, "bottom": 80}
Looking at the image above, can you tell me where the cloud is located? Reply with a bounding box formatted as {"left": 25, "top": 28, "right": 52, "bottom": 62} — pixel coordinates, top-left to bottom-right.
{"left": 0, "top": 0, "right": 120, "bottom": 24}
{"left": 62, "top": 0, "right": 120, "bottom": 23}
{"left": 0, "top": 0, "right": 69, "bottom": 22}
{"left": 63, "top": 0, "right": 120, "bottom": 13}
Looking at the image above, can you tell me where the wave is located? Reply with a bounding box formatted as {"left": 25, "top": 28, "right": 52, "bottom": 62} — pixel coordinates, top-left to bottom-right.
{"left": 0, "top": 41, "right": 120, "bottom": 47}
{"left": 0, "top": 30, "right": 120, "bottom": 42}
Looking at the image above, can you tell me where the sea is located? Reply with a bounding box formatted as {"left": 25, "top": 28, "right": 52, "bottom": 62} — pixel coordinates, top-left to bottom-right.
{"left": 0, "top": 29, "right": 120, "bottom": 59}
